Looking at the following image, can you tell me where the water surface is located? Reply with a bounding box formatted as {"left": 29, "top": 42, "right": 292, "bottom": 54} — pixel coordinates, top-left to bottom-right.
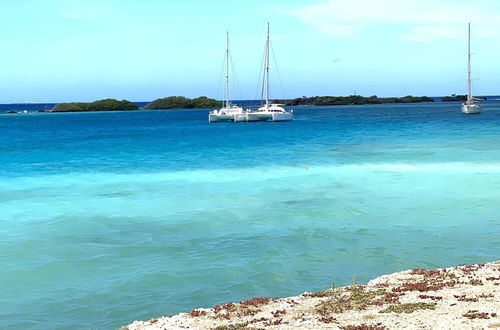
{"left": 1, "top": 102, "right": 499, "bottom": 329}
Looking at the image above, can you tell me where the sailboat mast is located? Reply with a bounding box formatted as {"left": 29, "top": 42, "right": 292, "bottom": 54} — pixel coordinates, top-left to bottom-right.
{"left": 225, "top": 31, "right": 230, "bottom": 108}
{"left": 265, "top": 23, "right": 270, "bottom": 108}
{"left": 467, "top": 23, "right": 472, "bottom": 104}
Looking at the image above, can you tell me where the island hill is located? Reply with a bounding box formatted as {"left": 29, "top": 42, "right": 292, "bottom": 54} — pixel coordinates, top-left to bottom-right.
{"left": 52, "top": 99, "right": 140, "bottom": 112}
{"left": 51, "top": 94, "right": 472, "bottom": 112}
{"left": 279, "top": 95, "right": 434, "bottom": 106}
{"left": 51, "top": 96, "right": 221, "bottom": 112}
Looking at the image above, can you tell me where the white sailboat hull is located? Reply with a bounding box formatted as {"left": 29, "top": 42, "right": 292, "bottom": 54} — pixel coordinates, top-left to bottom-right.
{"left": 246, "top": 112, "right": 294, "bottom": 122}
{"left": 234, "top": 113, "right": 247, "bottom": 122}
{"left": 209, "top": 113, "right": 248, "bottom": 122}
{"left": 246, "top": 112, "right": 273, "bottom": 121}
{"left": 209, "top": 114, "right": 235, "bottom": 122}
{"left": 461, "top": 103, "right": 482, "bottom": 114}
{"left": 208, "top": 113, "right": 247, "bottom": 123}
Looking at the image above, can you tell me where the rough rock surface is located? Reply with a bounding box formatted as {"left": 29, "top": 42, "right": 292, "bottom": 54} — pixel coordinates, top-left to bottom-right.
{"left": 126, "top": 261, "right": 500, "bottom": 329}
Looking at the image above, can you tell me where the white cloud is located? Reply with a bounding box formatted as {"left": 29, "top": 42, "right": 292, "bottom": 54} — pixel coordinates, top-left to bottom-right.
{"left": 291, "top": 0, "right": 500, "bottom": 42}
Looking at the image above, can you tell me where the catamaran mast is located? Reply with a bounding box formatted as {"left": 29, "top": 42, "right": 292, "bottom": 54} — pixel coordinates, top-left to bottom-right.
{"left": 265, "top": 23, "right": 270, "bottom": 108}
{"left": 467, "top": 23, "right": 472, "bottom": 104}
{"left": 225, "top": 31, "right": 230, "bottom": 109}
{"left": 260, "top": 23, "right": 271, "bottom": 108}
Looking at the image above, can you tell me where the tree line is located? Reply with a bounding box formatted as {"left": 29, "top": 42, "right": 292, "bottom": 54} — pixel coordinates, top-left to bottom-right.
{"left": 52, "top": 96, "right": 221, "bottom": 112}
{"left": 276, "top": 95, "right": 435, "bottom": 106}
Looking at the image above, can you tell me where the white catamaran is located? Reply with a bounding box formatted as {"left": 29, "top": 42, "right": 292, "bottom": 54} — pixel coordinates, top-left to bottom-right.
{"left": 209, "top": 32, "right": 246, "bottom": 123}
{"left": 461, "top": 23, "right": 482, "bottom": 114}
{"left": 246, "top": 23, "right": 294, "bottom": 122}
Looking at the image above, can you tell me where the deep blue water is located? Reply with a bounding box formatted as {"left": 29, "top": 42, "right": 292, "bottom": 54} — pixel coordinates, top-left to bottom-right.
{"left": 1, "top": 102, "right": 499, "bottom": 329}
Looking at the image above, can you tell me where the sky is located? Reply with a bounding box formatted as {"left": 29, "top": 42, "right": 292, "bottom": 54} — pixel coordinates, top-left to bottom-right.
{"left": 0, "top": 0, "right": 500, "bottom": 103}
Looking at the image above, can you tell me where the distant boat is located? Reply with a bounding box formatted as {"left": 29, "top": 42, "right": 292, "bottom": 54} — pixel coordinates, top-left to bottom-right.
{"left": 246, "top": 23, "right": 294, "bottom": 122}
{"left": 461, "top": 23, "right": 482, "bottom": 114}
{"left": 209, "top": 32, "right": 246, "bottom": 123}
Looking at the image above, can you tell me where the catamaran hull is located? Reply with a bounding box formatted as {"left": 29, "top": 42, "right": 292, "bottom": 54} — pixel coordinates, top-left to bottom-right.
{"left": 209, "top": 114, "right": 234, "bottom": 122}
{"left": 461, "top": 103, "right": 482, "bottom": 114}
{"left": 246, "top": 113, "right": 273, "bottom": 121}
{"left": 234, "top": 114, "right": 247, "bottom": 122}
{"left": 209, "top": 113, "right": 248, "bottom": 123}
{"left": 246, "top": 112, "right": 294, "bottom": 122}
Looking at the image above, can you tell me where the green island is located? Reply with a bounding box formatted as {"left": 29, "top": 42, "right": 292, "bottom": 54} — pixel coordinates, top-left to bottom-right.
{"left": 441, "top": 95, "right": 487, "bottom": 102}
{"left": 49, "top": 94, "right": 481, "bottom": 113}
{"left": 52, "top": 99, "right": 139, "bottom": 112}
{"left": 276, "top": 95, "right": 434, "bottom": 106}
{"left": 143, "top": 96, "right": 221, "bottom": 109}
{"left": 441, "top": 95, "right": 467, "bottom": 102}
{"left": 51, "top": 96, "right": 222, "bottom": 112}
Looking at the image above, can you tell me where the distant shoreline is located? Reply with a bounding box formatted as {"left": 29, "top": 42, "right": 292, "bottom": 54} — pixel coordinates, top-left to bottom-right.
{"left": 0, "top": 102, "right": 438, "bottom": 115}
{"left": 0, "top": 94, "right": 493, "bottom": 115}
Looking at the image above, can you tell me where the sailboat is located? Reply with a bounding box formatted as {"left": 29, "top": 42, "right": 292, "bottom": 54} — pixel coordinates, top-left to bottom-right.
{"left": 246, "top": 23, "right": 294, "bottom": 122}
{"left": 461, "top": 23, "right": 482, "bottom": 114}
{"left": 209, "top": 32, "right": 246, "bottom": 123}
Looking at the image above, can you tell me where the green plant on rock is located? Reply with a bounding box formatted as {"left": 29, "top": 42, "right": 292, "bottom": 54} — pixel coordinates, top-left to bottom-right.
{"left": 213, "top": 323, "right": 249, "bottom": 330}
{"left": 316, "top": 278, "right": 387, "bottom": 315}
{"left": 379, "top": 303, "right": 436, "bottom": 314}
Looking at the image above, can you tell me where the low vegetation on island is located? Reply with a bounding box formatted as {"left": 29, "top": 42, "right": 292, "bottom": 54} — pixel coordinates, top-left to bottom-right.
{"left": 441, "top": 95, "right": 467, "bottom": 102}
{"left": 52, "top": 99, "right": 138, "bottom": 112}
{"left": 143, "top": 96, "right": 221, "bottom": 109}
{"left": 441, "top": 95, "right": 487, "bottom": 102}
{"left": 277, "top": 95, "right": 434, "bottom": 106}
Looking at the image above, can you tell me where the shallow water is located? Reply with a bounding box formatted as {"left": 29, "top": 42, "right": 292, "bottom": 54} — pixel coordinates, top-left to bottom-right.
{"left": 1, "top": 102, "right": 499, "bottom": 329}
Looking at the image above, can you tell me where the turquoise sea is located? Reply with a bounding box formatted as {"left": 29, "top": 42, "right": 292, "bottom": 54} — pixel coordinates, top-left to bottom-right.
{"left": 1, "top": 102, "right": 499, "bottom": 329}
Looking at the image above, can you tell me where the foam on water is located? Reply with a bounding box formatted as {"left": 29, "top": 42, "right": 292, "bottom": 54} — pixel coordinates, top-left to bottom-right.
{"left": 4, "top": 160, "right": 500, "bottom": 188}
{"left": 1, "top": 103, "right": 500, "bottom": 329}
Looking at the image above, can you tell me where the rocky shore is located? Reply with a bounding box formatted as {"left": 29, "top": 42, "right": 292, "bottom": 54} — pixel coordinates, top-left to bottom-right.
{"left": 126, "top": 261, "right": 499, "bottom": 329}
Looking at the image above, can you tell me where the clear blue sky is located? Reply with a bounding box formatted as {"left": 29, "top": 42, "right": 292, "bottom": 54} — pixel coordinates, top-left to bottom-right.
{"left": 1, "top": 0, "right": 499, "bottom": 103}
